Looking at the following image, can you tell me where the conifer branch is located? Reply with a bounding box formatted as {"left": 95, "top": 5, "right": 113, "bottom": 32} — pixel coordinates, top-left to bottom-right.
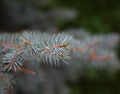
{"left": 0, "top": 31, "right": 73, "bottom": 71}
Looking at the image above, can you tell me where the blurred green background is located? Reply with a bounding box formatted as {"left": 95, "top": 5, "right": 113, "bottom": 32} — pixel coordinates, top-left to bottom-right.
{"left": 47, "top": 0, "right": 120, "bottom": 34}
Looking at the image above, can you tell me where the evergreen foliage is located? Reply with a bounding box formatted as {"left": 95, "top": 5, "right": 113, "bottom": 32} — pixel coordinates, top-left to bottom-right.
{"left": 0, "top": 31, "right": 72, "bottom": 71}
{"left": 0, "top": 30, "right": 119, "bottom": 94}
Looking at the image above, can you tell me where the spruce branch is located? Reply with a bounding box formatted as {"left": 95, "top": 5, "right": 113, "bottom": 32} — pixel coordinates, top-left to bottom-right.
{"left": 0, "top": 31, "right": 73, "bottom": 71}
{"left": 0, "top": 30, "right": 119, "bottom": 94}
{"left": 2, "top": 49, "right": 24, "bottom": 71}
{"left": 0, "top": 73, "right": 13, "bottom": 94}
